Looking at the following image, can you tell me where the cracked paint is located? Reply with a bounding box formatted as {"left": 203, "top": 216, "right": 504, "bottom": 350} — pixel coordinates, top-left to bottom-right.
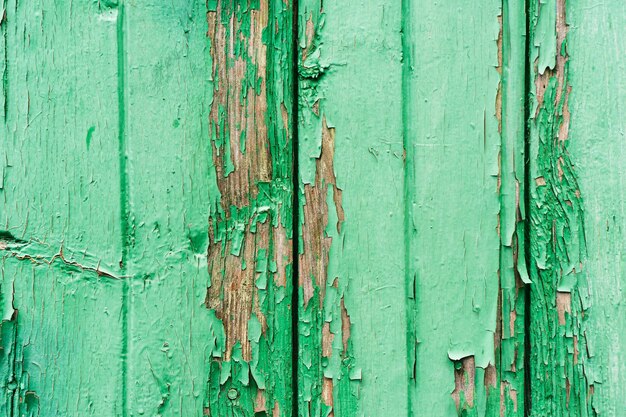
{"left": 528, "top": 0, "right": 595, "bottom": 415}
{"left": 202, "top": 0, "right": 294, "bottom": 415}
{"left": 296, "top": 3, "right": 361, "bottom": 416}
{"left": 1, "top": 0, "right": 626, "bottom": 416}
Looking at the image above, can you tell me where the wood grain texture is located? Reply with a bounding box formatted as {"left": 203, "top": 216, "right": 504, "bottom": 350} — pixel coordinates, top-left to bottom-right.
{"left": 528, "top": 0, "right": 626, "bottom": 415}
{"left": 1, "top": 1, "right": 294, "bottom": 416}
{"left": 122, "top": 0, "right": 294, "bottom": 415}
{"left": 2, "top": 1, "right": 626, "bottom": 416}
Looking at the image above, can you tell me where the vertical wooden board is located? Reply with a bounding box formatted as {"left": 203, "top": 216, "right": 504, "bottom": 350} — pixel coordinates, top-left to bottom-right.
{"left": 122, "top": 0, "right": 294, "bottom": 416}
{"left": 527, "top": 0, "right": 595, "bottom": 415}
{"left": 0, "top": 1, "right": 125, "bottom": 415}
{"left": 120, "top": 2, "right": 213, "bottom": 415}
{"left": 297, "top": 1, "right": 406, "bottom": 416}
{"left": 567, "top": 3, "right": 626, "bottom": 413}
{"left": 567, "top": 2, "right": 626, "bottom": 414}
{"left": 0, "top": 0, "right": 125, "bottom": 415}
{"left": 404, "top": 1, "right": 513, "bottom": 415}
{"left": 528, "top": 0, "right": 626, "bottom": 415}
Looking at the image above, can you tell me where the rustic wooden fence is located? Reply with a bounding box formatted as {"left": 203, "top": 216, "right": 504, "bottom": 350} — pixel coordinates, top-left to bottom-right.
{"left": 1, "top": 0, "right": 624, "bottom": 416}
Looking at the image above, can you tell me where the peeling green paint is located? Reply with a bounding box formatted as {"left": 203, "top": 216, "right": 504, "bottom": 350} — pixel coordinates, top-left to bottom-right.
{"left": 497, "top": 1, "right": 529, "bottom": 415}
{"left": 527, "top": 1, "right": 595, "bottom": 415}
{"left": 1, "top": 0, "right": 294, "bottom": 415}
{"left": 1, "top": 1, "right": 125, "bottom": 415}
{"left": 297, "top": 1, "right": 406, "bottom": 416}
{"left": 297, "top": 0, "right": 532, "bottom": 415}
{"left": 563, "top": 1, "right": 626, "bottom": 414}
{"left": 201, "top": 1, "right": 294, "bottom": 415}
{"left": 2, "top": 1, "right": 626, "bottom": 416}
{"left": 404, "top": 1, "right": 507, "bottom": 415}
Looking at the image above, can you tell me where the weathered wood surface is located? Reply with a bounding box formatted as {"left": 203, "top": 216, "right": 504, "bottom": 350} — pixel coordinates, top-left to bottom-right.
{"left": 405, "top": 1, "right": 523, "bottom": 415}
{"left": 1, "top": 1, "right": 294, "bottom": 416}
{"left": 297, "top": 0, "right": 626, "bottom": 416}
{"left": 123, "top": 1, "right": 294, "bottom": 415}
{"left": 1, "top": 0, "right": 626, "bottom": 416}
{"left": 528, "top": 0, "right": 626, "bottom": 415}
{"left": 296, "top": 0, "right": 526, "bottom": 415}
{"left": 565, "top": 2, "right": 626, "bottom": 414}
{"left": 1, "top": 1, "right": 125, "bottom": 415}
{"left": 296, "top": 1, "right": 405, "bottom": 416}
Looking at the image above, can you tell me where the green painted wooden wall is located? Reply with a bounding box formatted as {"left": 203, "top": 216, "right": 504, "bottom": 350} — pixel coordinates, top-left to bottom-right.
{"left": 0, "top": 0, "right": 624, "bottom": 416}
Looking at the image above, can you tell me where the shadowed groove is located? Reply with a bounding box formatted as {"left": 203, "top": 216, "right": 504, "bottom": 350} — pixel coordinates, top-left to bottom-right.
{"left": 116, "top": 1, "right": 130, "bottom": 416}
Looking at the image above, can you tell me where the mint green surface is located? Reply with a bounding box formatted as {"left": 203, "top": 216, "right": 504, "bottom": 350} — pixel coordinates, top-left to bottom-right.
{"left": 297, "top": 0, "right": 527, "bottom": 415}
{"left": 1, "top": 1, "right": 124, "bottom": 415}
{"left": 567, "top": 2, "right": 626, "bottom": 413}
{"left": 567, "top": 3, "right": 626, "bottom": 413}
{"left": 1, "top": 1, "right": 294, "bottom": 416}
{"left": 405, "top": 2, "right": 511, "bottom": 415}
{"left": 528, "top": 1, "right": 626, "bottom": 415}
{"left": 2, "top": 1, "right": 626, "bottom": 416}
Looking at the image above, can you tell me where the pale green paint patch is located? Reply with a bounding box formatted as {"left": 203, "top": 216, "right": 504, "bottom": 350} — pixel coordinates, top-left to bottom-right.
{"left": 563, "top": 1, "right": 626, "bottom": 415}
{"left": 121, "top": 1, "right": 216, "bottom": 415}
{"left": 0, "top": 0, "right": 124, "bottom": 415}
{"left": 405, "top": 1, "right": 504, "bottom": 415}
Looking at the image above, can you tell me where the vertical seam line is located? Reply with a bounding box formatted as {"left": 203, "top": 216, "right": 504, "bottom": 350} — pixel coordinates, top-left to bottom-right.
{"left": 401, "top": 1, "right": 417, "bottom": 416}
{"left": 116, "top": 2, "right": 130, "bottom": 416}
{"left": 523, "top": 0, "right": 532, "bottom": 415}
{"left": 291, "top": 0, "right": 300, "bottom": 416}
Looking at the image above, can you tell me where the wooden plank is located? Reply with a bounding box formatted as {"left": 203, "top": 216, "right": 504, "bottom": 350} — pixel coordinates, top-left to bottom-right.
{"left": 404, "top": 1, "right": 522, "bottom": 415}
{"left": 297, "top": 1, "right": 530, "bottom": 415}
{"left": 296, "top": 1, "right": 406, "bottom": 416}
{"left": 0, "top": 1, "right": 125, "bottom": 415}
{"left": 121, "top": 0, "right": 294, "bottom": 415}
{"left": 566, "top": 2, "right": 626, "bottom": 414}
{"left": 527, "top": 0, "right": 590, "bottom": 415}
{"left": 119, "top": 2, "right": 213, "bottom": 415}
{"left": 528, "top": 0, "right": 626, "bottom": 415}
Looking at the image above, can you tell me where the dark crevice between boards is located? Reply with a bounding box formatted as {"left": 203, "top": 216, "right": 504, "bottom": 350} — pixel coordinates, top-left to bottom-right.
{"left": 291, "top": 1, "right": 300, "bottom": 417}
{"left": 522, "top": 0, "right": 532, "bottom": 415}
